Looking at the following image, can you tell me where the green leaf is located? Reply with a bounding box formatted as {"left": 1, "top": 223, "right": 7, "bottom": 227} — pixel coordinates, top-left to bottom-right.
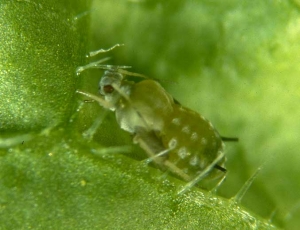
{"left": 0, "top": 0, "right": 89, "bottom": 132}
{"left": 0, "top": 129, "right": 276, "bottom": 229}
{"left": 1, "top": 0, "right": 299, "bottom": 229}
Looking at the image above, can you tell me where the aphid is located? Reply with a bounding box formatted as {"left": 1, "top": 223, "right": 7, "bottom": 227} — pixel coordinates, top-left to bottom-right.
{"left": 77, "top": 63, "right": 237, "bottom": 193}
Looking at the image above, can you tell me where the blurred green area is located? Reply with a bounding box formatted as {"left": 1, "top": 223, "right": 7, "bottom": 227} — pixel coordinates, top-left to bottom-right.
{"left": 1, "top": 0, "right": 300, "bottom": 229}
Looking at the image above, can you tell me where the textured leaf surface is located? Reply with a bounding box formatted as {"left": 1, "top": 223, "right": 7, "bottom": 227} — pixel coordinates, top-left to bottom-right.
{"left": 0, "top": 0, "right": 88, "bottom": 132}
{"left": 1, "top": 0, "right": 300, "bottom": 229}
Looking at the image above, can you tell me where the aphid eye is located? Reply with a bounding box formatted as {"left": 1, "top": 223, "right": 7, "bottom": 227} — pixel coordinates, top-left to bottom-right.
{"left": 103, "top": 85, "right": 114, "bottom": 94}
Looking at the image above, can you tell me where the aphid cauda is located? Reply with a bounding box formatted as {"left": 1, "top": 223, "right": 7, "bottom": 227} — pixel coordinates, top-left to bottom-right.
{"left": 77, "top": 62, "right": 237, "bottom": 193}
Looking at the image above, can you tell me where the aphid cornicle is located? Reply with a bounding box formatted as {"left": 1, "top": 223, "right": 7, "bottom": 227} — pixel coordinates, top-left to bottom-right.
{"left": 77, "top": 64, "right": 237, "bottom": 193}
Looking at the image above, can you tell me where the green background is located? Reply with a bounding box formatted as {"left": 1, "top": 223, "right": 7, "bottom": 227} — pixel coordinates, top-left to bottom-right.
{"left": 1, "top": 0, "right": 300, "bottom": 229}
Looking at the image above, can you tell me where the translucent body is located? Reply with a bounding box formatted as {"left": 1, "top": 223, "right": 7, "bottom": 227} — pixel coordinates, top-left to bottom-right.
{"left": 96, "top": 69, "right": 226, "bottom": 183}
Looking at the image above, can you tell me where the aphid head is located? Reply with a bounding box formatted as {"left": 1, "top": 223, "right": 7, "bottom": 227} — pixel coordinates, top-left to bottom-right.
{"left": 98, "top": 65, "right": 148, "bottom": 110}
{"left": 99, "top": 68, "right": 124, "bottom": 107}
{"left": 99, "top": 69, "right": 122, "bottom": 94}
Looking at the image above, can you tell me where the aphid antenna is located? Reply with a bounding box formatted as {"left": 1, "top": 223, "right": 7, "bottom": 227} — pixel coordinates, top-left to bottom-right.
{"left": 177, "top": 151, "right": 225, "bottom": 195}
{"left": 77, "top": 62, "right": 147, "bottom": 80}
{"left": 231, "top": 165, "right": 263, "bottom": 204}
{"left": 76, "top": 57, "right": 112, "bottom": 75}
{"left": 88, "top": 44, "right": 125, "bottom": 58}
{"left": 91, "top": 63, "right": 148, "bottom": 79}
{"left": 93, "top": 64, "right": 132, "bottom": 70}
{"left": 99, "top": 65, "right": 149, "bottom": 79}
{"left": 118, "top": 69, "right": 149, "bottom": 79}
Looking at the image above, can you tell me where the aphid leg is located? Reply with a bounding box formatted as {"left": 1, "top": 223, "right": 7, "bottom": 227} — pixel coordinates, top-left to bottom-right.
{"left": 177, "top": 151, "right": 225, "bottom": 195}
{"left": 231, "top": 166, "right": 262, "bottom": 204}
{"left": 75, "top": 91, "right": 114, "bottom": 141}
{"left": 134, "top": 134, "right": 191, "bottom": 182}
{"left": 143, "top": 148, "right": 172, "bottom": 164}
{"left": 158, "top": 158, "right": 186, "bottom": 181}
{"left": 141, "top": 146, "right": 181, "bottom": 181}
{"left": 164, "top": 160, "right": 192, "bottom": 182}
{"left": 76, "top": 90, "right": 114, "bottom": 110}
{"left": 133, "top": 130, "right": 167, "bottom": 167}
{"left": 82, "top": 111, "right": 108, "bottom": 141}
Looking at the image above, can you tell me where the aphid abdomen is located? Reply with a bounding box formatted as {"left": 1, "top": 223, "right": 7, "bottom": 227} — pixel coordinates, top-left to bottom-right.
{"left": 160, "top": 104, "right": 225, "bottom": 181}
{"left": 115, "top": 78, "right": 226, "bottom": 182}
{"left": 93, "top": 65, "right": 226, "bottom": 185}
